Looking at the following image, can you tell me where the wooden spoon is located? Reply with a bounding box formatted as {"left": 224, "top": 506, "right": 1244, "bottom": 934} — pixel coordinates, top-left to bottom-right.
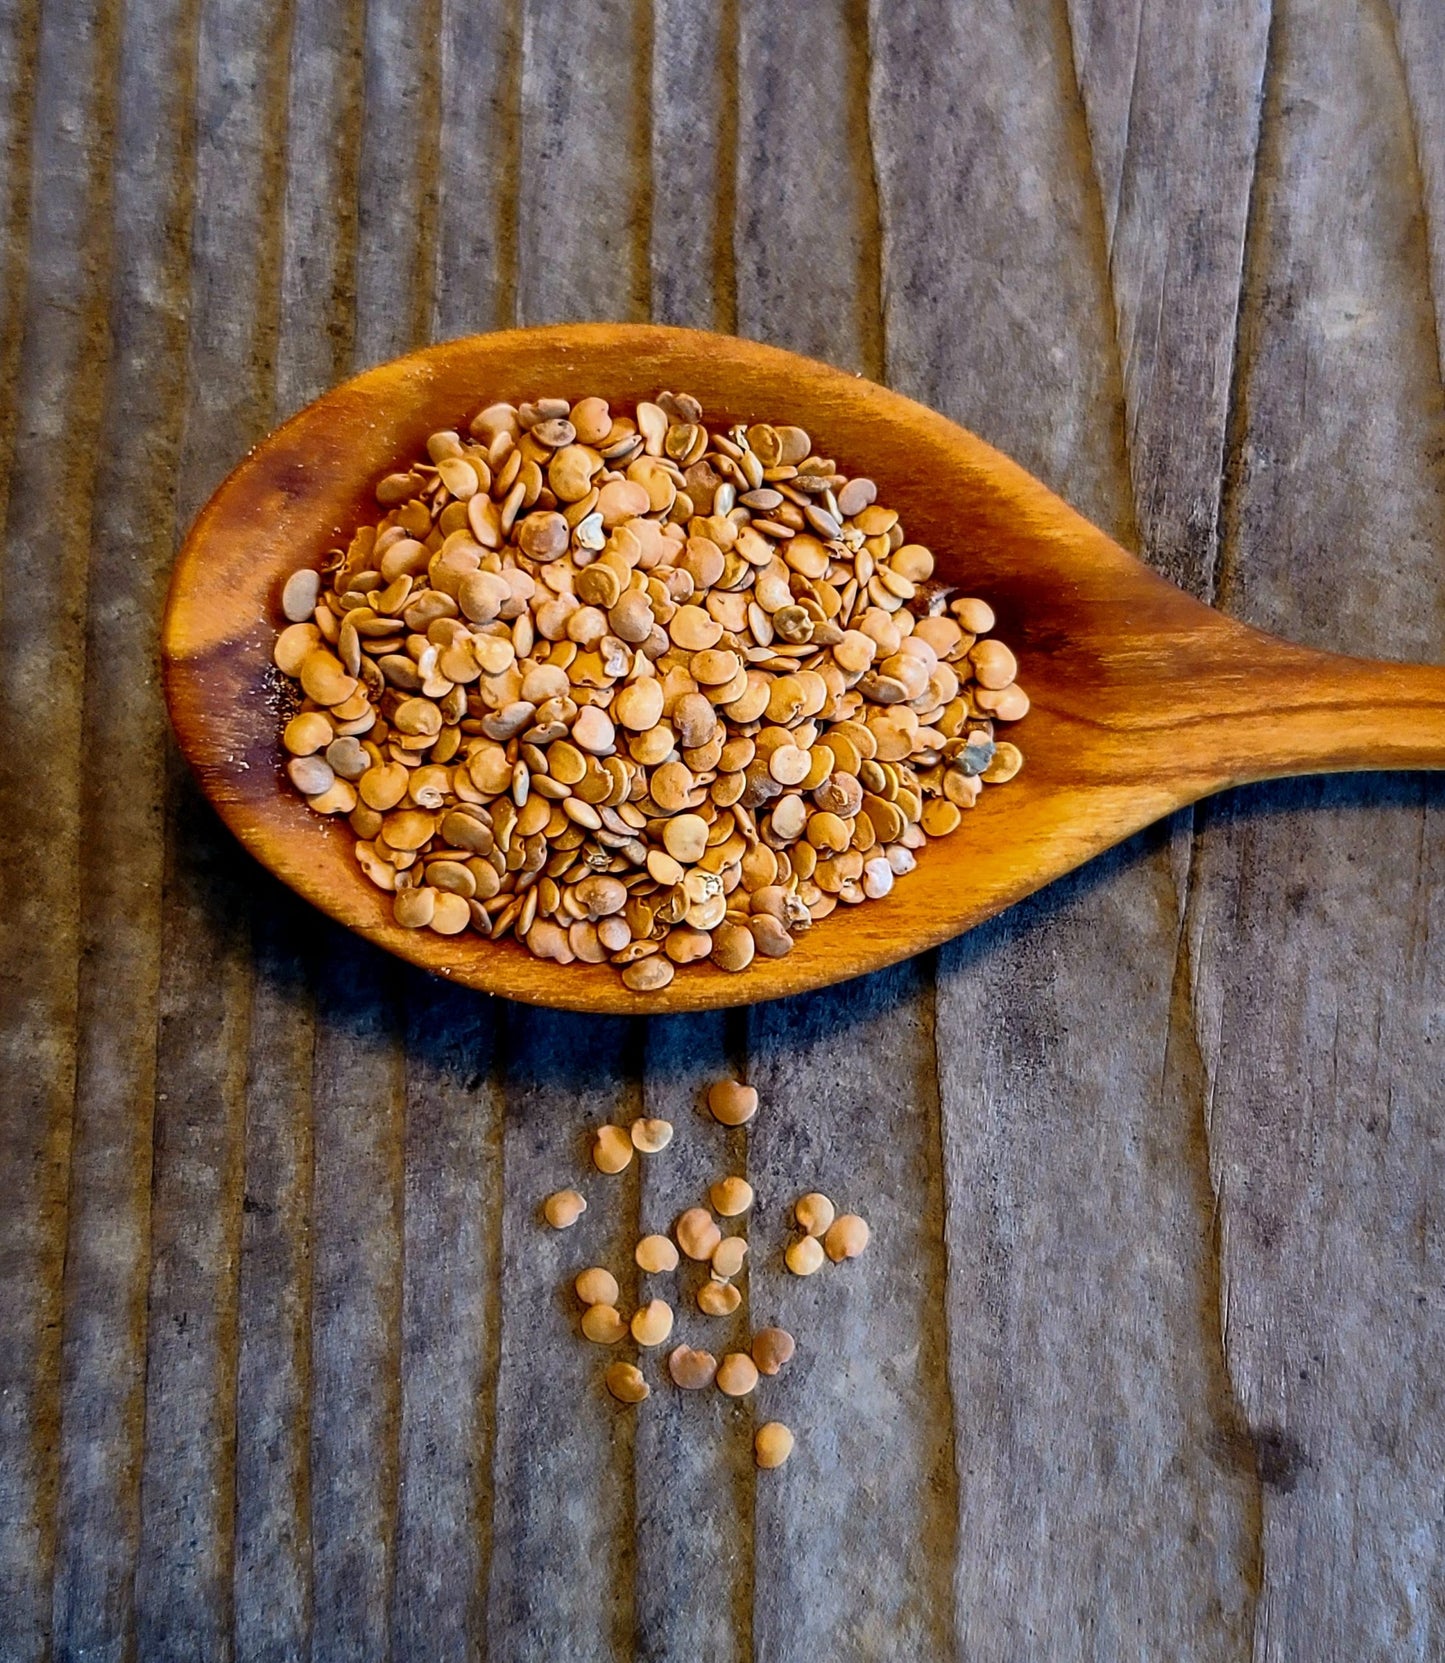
{"left": 162, "top": 323, "right": 1445, "bottom": 1014}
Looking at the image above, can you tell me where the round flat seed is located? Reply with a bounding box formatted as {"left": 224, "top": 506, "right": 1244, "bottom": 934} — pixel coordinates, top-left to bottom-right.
{"left": 636, "top": 1234, "right": 680, "bottom": 1273}
{"left": 593, "top": 1125, "right": 634, "bottom": 1174}
{"left": 282, "top": 567, "right": 321, "bottom": 621}
{"left": 631, "top": 1117, "right": 674, "bottom": 1152}
{"left": 716, "top": 1353, "right": 759, "bottom": 1397}
{"left": 752, "top": 1328, "right": 796, "bottom": 1376}
{"left": 668, "top": 1345, "right": 718, "bottom": 1389}
{"left": 755, "top": 1422, "right": 794, "bottom": 1468}
{"left": 662, "top": 814, "right": 708, "bottom": 865}
{"left": 543, "top": 1189, "right": 586, "bottom": 1228}
{"left": 710, "top": 1176, "right": 754, "bottom": 1217}
{"left": 676, "top": 1207, "right": 721, "bottom": 1261}
{"left": 785, "top": 1236, "right": 825, "bottom": 1276}
{"left": 794, "top": 1193, "right": 835, "bottom": 1236}
{"left": 622, "top": 957, "right": 674, "bottom": 993}
{"left": 604, "top": 1362, "right": 649, "bottom": 1403}
{"left": 697, "top": 1279, "right": 741, "bottom": 1317}
{"left": 824, "top": 1214, "right": 870, "bottom": 1261}
{"left": 707, "top": 1080, "right": 758, "bottom": 1126}
{"left": 582, "top": 1304, "right": 627, "bottom": 1344}
{"left": 631, "top": 1298, "right": 674, "bottom": 1347}
{"left": 711, "top": 1237, "right": 748, "bottom": 1278}
{"left": 430, "top": 891, "right": 472, "bottom": 934}
{"left": 575, "top": 1267, "right": 619, "bottom": 1306}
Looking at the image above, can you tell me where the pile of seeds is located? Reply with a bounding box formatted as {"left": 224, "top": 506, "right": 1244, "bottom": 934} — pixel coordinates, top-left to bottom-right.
{"left": 274, "top": 392, "right": 1027, "bottom": 991}
{"left": 540, "top": 1076, "right": 872, "bottom": 1466}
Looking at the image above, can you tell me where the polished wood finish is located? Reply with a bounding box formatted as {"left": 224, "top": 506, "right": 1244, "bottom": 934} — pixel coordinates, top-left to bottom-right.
{"left": 162, "top": 323, "right": 1445, "bottom": 1013}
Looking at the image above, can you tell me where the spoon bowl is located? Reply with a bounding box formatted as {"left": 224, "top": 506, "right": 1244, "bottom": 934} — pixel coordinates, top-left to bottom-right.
{"left": 162, "top": 324, "right": 1445, "bottom": 1012}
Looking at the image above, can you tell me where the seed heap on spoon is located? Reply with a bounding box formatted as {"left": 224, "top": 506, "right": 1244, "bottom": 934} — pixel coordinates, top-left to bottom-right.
{"left": 274, "top": 392, "right": 1027, "bottom": 991}
{"left": 542, "top": 1077, "right": 870, "bottom": 1468}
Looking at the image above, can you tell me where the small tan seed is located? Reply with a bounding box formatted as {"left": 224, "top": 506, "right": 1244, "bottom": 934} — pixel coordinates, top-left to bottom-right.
{"left": 752, "top": 1327, "right": 796, "bottom": 1376}
{"left": 635, "top": 1234, "right": 680, "bottom": 1273}
{"left": 785, "top": 1236, "right": 826, "bottom": 1277}
{"left": 707, "top": 1079, "right": 758, "bottom": 1126}
{"left": 824, "top": 1214, "right": 870, "bottom": 1262}
{"left": 709, "top": 1176, "right": 754, "bottom": 1217}
{"left": 697, "top": 1279, "right": 741, "bottom": 1316}
{"left": 575, "top": 1267, "right": 619, "bottom": 1306}
{"left": 630, "top": 1117, "right": 674, "bottom": 1153}
{"left": 543, "top": 1190, "right": 587, "bottom": 1229}
{"left": 716, "top": 1353, "right": 759, "bottom": 1397}
{"left": 667, "top": 1345, "right": 718, "bottom": 1390}
{"left": 711, "top": 1236, "right": 748, "bottom": 1279}
{"left": 676, "top": 1207, "right": 721, "bottom": 1261}
{"left": 794, "top": 1192, "right": 835, "bottom": 1236}
{"left": 582, "top": 1304, "right": 627, "bottom": 1344}
{"left": 631, "top": 1298, "right": 674, "bottom": 1347}
{"left": 593, "top": 1125, "right": 634, "bottom": 1174}
{"left": 604, "top": 1362, "right": 650, "bottom": 1404}
{"left": 754, "top": 1422, "right": 795, "bottom": 1468}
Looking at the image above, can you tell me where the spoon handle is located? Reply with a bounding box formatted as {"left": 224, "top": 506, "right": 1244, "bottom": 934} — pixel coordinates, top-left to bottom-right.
{"left": 1195, "top": 641, "right": 1445, "bottom": 786}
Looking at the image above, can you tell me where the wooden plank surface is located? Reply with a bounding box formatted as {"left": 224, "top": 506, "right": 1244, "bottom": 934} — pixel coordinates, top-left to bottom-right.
{"left": 0, "top": 0, "right": 1442, "bottom": 1656}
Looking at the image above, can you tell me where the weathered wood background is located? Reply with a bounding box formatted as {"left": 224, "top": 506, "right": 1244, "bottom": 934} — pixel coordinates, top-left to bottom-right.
{"left": 1, "top": 0, "right": 1442, "bottom": 1656}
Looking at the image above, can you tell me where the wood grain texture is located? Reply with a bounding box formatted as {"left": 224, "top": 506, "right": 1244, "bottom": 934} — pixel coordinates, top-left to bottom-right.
{"left": 49, "top": 0, "right": 196, "bottom": 1648}
{"left": 1188, "top": 1, "right": 1445, "bottom": 1655}
{"left": 3, "top": 0, "right": 1445, "bottom": 1654}
{"left": 0, "top": 0, "right": 118, "bottom": 1648}
{"left": 871, "top": 0, "right": 1266, "bottom": 1652}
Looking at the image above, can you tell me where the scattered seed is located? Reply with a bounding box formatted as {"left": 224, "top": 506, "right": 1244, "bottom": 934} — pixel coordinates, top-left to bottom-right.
{"left": 630, "top": 1117, "right": 674, "bottom": 1153}
{"left": 794, "top": 1192, "right": 835, "bottom": 1236}
{"left": 711, "top": 1236, "right": 748, "bottom": 1278}
{"left": 709, "top": 1176, "right": 754, "bottom": 1217}
{"left": 605, "top": 1361, "right": 650, "bottom": 1403}
{"left": 631, "top": 1298, "right": 674, "bottom": 1347}
{"left": 785, "top": 1236, "right": 826, "bottom": 1277}
{"left": 697, "top": 1279, "right": 741, "bottom": 1317}
{"left": 668, "top": 1344, "right": 718, "bottom": 1389}
{"left": 575, "top": 1267, "right": 619, "bottom": 1306}
{"left": 708, "top": 1080, "right": 758, "bottom": 1126}
{"left": 676, "top": 1207, "right": 722, "bottom": 1261}
{"left": 754, "top": 1422, "right": 795, "bottom": 1468}
{"left": 543, "top": 1188, "right": 586, "bottom": 1229}
{"left": 716, "top": 1353, "right": 760, "bottom": 1397}
{"left": 635, "top": 1233, "right": 680, "bottom": 1273}
{"left": 824, "top": 1214, "right": 870, "bottom": 1261}
{"left": 752, "top": 1327, "right": 796, "bottom": 1375}
{"left": 581, "top": 1304, "right": 627, "bottom": 1344}
{"left": 592, "top": 1125, "right": 634, "bottom": 1174}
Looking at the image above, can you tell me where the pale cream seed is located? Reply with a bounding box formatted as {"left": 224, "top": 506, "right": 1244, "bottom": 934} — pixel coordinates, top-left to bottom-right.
{"left": 711, "top": 1236, "right": 748, "bottom": 1279}
{"left": 630, "top": 1117, "right": 674, "bottom": 1153}
{"left": 592, "top": 1125, "right": 634, "bottom": 1174}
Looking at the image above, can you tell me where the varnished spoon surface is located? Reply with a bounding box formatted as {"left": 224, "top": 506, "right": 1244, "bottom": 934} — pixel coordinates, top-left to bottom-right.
{"left": 161, "top": 324, "right": 1445, "bottom": 1013}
